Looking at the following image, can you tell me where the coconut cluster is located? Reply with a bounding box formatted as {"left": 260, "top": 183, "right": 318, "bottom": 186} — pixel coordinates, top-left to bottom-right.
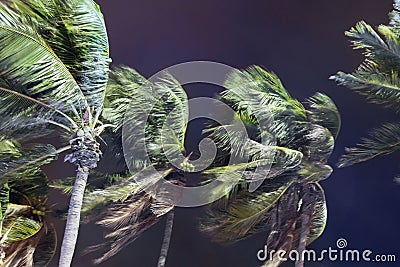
{"left": 65, "top": 126, "right": 102, "bottom": 169}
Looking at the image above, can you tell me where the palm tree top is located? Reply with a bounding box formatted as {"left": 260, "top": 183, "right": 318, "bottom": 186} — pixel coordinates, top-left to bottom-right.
{"left": 200, "top": 66, "right": 340, "bottom": 267}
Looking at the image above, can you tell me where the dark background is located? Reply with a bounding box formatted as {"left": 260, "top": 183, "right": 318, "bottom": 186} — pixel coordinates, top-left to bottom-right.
{"left": 46, "top": 0, "right": 400, "bottom": 266}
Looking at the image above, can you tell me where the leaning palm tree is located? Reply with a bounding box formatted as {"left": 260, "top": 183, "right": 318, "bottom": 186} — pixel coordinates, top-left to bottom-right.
{"left": 331, "top": 0, "right": 400, "bottom": 178}
{"left": 62, "top": 66, "right": 190, "bottom": 266}
{"left": 200, "top": 66, "right": 340, "bottom": 267}
{"left": 0, "top": 136, "right": 56, "bottom": 266}
{"left": 0, "top": 0, "right": 112, "bottom": 266}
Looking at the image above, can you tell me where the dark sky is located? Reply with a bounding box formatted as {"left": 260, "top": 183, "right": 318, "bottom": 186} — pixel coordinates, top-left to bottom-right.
{"left": 48, "top": 1, "right": 400, "bottom": 266}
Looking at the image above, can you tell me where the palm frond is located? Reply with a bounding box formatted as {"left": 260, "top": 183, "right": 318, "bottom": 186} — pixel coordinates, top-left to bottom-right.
{"left": 203, "top": 145, "right": 303, "bottom": 182}
{"left": 51, "top": 177, "right": 76, "bottom": 196}
{"left": 2, "top": 237, "right": 36, "bottom": 267}
{"left": 331, "top": 1, "right": 400, "bottom": 172}
{"left": 0, "top": 142, "right": 57, "bottom": 175}
{"left": 86, "top": 184, "right": 179, "bottom": 264}
{"left": 301, "top": 124, "right": 335, "bottom": 163}
{"left": 1, "top": 217, "right": 42, "bottom": 243}
{"left": 6, "top": 0, "right": 111, "bottom": 108}
{"left": 0, "top": 2, "right": 87, "bottom": 111}
{"left": 297, "top": 162, "right": 333, "bottom": 184}
{"left": 221, "top": 66, "right": 308, "bottom": 150}
{"left": 0, "top": 137, "right": 19, "bottom": 157}
{"left": 330, "top": 13, "right": 400, "bottom": 113}
{"left": 0, "top": 137, "right": 58, "bottom": 200}
{"left": 4, "top": 204, "right": 31, "bottom": 218}
{"left": 306, "top": 184, "right": 327, "bottom": 244}
{"left": 80, "top": 167, "right": 173, "bottom": 221}
{"left": 338, "top": 122, "right": 400, "bottom": 167}
{"left": 109, "top": 66, "right": 189, "bottom": 170}
{"left": 306, "top": 93, "right": 341, "bottom": 139}
{"left": 390, "top": 0, "right": 400, "bottom": 26}
{"left": 199, "top": 177, "right": 295, "bottom": 243}
{"left": 102, "top": 66, "right": 149, "bottom": 129}
{"left": 344, "top": 20, "right": 400, "bottom": 72}
{"left": 0, "top": 183, "right": 9, "bottom": 224}
{"left": 331, "top": 68, "right": 400, "bottom": 112}
{"left": 0, "top": 87, "right": 75, "bottom": 139}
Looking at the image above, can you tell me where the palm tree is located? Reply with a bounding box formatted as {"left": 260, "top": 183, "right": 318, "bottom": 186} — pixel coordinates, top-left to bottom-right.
{"left": 66, "top": 66, "right": 190, "bottom": 266}
{"left": 0, "top": 0, "right": 112, "bottom": 266}
{"left": 200, "top": 66, "right": 340, "bottom": 267}
{"left": 0, "top": 136, "right": 56, "bottom": 266}
{"left": 331, "top": 0, "right": 400, "bottom": 178}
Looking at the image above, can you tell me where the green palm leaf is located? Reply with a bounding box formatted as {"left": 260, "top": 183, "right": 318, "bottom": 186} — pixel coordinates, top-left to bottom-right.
{"left": 200, "top": 177, "right": 295, "bottom": 243}
{"left": 1, "top": 217, "right": 42, "bottom": 243}
{"left": 203, "top": 146, "right": 303, "bottom": 188}
{"left": 80, "top": 167, "right": 173, "bottom": 221}
{"left": 221, "top": 66, "right": 308, "bottom": 149}
{"left": 338, "top": 122, "right": 400, "bottom": 167}
{"left": 0, "top": 183, "right": 9, "bottom": 224}
{"left": 331, "top": 68, "right": 400, "bottom": 113}
{"left": 306, "top": 93, "right": 341, "bottom": 139}
{"left": 0, "top": 2, "right": 86, "bottom": 110}
{"left": 0, "top": 137, "right": 55, "bottom": 202}
{"left": 105, "top": 66, "right": 189, "bottom": 170}
{"left": 0, "top": 137, "right": 55, "bottom": 265}
{"left": 6, "top": 0, "right": 111, "bottom": 108}
{"left": 330, "top": 17, "right": 400, "bottom": 112}
{"left": 0, "top": 143, "right": 57, "bottom": 175}
{"left": 343, "top": 20, "right": 400, "bottom": 71}
{"left": 0, "top": 87, "right": 75, "bottom": 139}
{"left": 102, "top": 66, "right": 149, "bottom": 129}
{"left": 332, "top": 2, "right": 400, "bottom": 171}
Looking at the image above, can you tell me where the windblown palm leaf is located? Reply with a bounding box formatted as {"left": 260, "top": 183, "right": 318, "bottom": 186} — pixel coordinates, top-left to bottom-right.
{"left": 331, "top": 0, "right": 400, "bottom": 174}
{"left": 338, "top": 122, "right": 400, "bottom": 167}
{"left": 84, "top": 175, "right": 183, "bottom": 264}
{"left": 200, "top": 66, "right": 339, "bottom": 267}
{"left": 107, "top": 66, "right": 189, "bottom": 171}
{"left": 5, "top": 0, "right": 110, "bottom": 108}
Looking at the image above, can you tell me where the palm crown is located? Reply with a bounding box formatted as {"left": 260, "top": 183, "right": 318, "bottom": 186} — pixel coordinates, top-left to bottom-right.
{"left": 200, "top": 66, "right": 340, "bottom": 267}
{"left": 77, "top": 66, "right": 190, "bottom": 265}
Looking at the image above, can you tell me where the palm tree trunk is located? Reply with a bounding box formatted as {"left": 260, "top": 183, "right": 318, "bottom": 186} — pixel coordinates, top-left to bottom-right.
{"left": 59, "top": 166, "right": 89, "bottom": 267}
{"left": 157, "top": 209, "right": 175, "bottom": 267}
